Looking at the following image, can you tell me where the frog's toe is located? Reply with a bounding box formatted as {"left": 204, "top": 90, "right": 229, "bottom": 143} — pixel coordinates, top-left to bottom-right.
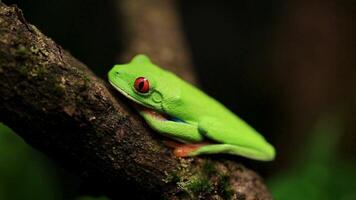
{"left": 163, "top": 141, "right": 210, "bottom": 157}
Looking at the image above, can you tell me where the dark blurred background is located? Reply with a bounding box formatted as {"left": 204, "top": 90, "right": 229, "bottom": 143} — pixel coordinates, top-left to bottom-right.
{"left": 1, "top": 0, "right": 355, "bottom": 199}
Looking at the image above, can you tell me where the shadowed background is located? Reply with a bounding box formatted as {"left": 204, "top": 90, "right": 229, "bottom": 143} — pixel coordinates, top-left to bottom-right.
{"left": 1, "top": 0, "right": 355, "bottom": 199}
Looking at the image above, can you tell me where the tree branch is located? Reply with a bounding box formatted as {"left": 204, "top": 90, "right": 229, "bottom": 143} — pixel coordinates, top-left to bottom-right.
{"left": 0, "top": 3, "right": 272, "bottom": 200}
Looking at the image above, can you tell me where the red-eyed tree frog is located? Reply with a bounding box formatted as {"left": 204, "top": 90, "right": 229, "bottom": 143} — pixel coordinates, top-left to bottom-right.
{"left": 108, "top": 55, "right": 275, "bottom": 161}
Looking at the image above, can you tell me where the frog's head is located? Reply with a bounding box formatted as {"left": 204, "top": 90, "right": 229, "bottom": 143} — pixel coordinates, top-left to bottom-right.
{"left": 108, "top": 54, "right": 179, "bottom": 112}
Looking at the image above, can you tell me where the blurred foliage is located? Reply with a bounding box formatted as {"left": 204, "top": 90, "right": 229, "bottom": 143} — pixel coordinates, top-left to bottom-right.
{"left": 0, "top": 123, "right": 110, "bottom": 200}
{"left": 268, "top": 115, "right": 356, "bottom": 200}
{"left": 0, "top": 123, "right": 61, "bottom": 200}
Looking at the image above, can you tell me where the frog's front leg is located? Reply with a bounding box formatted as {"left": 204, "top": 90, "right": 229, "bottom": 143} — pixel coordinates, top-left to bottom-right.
{"left": 139, "top": 109, "right": 203, "bottom": 143}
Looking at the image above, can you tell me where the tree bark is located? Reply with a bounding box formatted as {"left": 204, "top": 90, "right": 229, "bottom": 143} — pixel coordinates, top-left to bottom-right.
{"left": 0, "top": 3, "right": 272, "bottom": 200}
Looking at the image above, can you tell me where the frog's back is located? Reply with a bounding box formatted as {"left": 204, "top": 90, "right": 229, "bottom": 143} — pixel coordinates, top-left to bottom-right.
{"left": 170, "top": 74, "right": 238, "bottom": 123}
{"left": 176, "top": 74, "right": 268, "bottom": 142}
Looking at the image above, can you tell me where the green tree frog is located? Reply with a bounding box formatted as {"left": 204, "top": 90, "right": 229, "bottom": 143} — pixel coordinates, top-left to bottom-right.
{"left": 108, "top": 55, "right": 275, "bottom": 161}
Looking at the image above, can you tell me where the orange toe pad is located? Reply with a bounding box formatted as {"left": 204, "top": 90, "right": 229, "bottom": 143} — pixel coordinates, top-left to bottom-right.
{"left": 163, "top": 140, "right": 209, "bottom": 157}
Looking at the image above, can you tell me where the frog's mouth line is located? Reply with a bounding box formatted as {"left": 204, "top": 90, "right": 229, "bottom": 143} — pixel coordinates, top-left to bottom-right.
{"left": 109, "top": 80, "right": 153, "bottom": 108}
{"left": 109, "top": 80, "right": 181, "bottom": 122}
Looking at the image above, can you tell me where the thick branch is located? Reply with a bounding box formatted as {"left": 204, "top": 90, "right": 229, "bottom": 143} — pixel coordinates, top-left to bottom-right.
{"left": 0, "top": 3, "right": 272, "bottom": 200}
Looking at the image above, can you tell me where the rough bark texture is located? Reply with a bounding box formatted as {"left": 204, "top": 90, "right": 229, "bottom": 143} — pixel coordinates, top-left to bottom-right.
{"left": 0, "top": 3, "right": 272, "bottom": 200}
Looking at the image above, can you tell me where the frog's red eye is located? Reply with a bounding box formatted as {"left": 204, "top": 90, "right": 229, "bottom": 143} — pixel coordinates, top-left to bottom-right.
{"left": 134, "top": 77, "right": 150, "bottom": 93}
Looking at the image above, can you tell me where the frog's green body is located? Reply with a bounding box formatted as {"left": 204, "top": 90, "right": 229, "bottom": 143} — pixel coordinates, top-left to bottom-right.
{"left": 108, "top": 55, "right": 275, "bottom": 161}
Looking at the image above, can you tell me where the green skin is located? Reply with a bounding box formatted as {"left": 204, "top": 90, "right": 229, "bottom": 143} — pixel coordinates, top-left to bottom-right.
{"left": 108, "top": 55, "right": 275, "bottom": 161}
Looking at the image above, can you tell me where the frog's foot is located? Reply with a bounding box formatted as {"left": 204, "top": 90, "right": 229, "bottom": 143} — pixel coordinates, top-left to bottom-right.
{"left": 163, "top": 140, "right": 210, "bottom": 157}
